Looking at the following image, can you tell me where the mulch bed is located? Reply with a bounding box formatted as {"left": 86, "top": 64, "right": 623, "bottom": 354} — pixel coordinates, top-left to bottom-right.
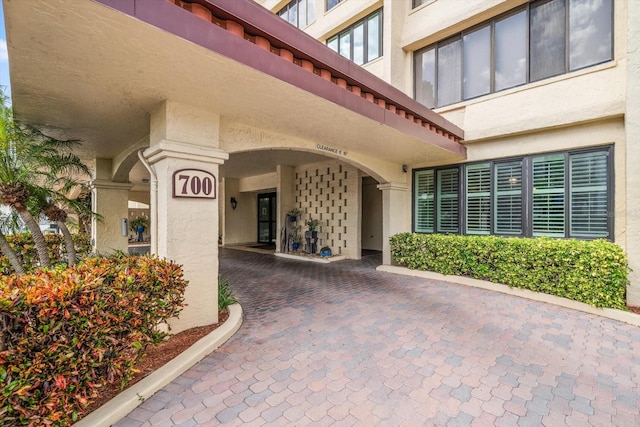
{"left": 82, "top": 308, "right": 229, "bottom": 416}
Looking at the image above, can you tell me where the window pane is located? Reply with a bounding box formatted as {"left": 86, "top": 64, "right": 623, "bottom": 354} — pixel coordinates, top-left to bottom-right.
{"left": 353, "top": 23, "right": 364, "bottom": 65}
{"left": 327, "top": 36, "right": 338, "bottom": 53}
{"left": 569, "top": 0, "right": 612, "bottom": 70}
{"left": 415, "top": 170, "right": 434, "bottom": 233}
{"left": 570, "top": 151, "right": 609, "bottom": 238}
{"left": 289, "top": 1, "right": 298, "bottom": 26}
{"left": 495, "top": 10, "right": 527, "bottom": 91}
{"left": 532, "top": 154, "right": 566, "bottom": 237}
{"left": 339, "top": 30, "right": 351, "bottom": 60}
{"left": 307, "top": 0, "right": 316, "bottom": 25}
{"left": 463, "top": 26, "right": 491, "bottom": 99}
{"left": 327, "top": 0, "right": 341, "bottom": 11}
{"left": 368, "top": 13, "right": 381, "bottom": 62}
{"left": 299, "top": 0, "right": 307, "bottom": 27}
{"left": 466, "top": 163, "right": 491, "bottom": 235}
{"left": 530, "top": 0, "right": 567, "bottom": 82}
{"left": 494, "top": 161, "right": 523, "bottom": 235}
{"left": 437, "top": 168, "right": 459, "bottom": 233}
{"left": 437, "top": 38, "right": 462, "bottom": 107}
{"left": 415, "top": 48, "right": 436, "bottom": 108}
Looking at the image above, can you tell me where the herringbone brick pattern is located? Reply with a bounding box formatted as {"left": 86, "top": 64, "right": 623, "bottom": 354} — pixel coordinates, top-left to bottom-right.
{"left": 116, "top": 249, "right": 640, "bottom": 426}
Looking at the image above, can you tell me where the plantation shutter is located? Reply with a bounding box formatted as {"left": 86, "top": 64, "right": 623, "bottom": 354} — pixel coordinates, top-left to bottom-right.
{"left": 437, "top": 168, "right": 459, "bottom": 233}
{"left": 494, "top": 161, "right": 523, "bottom": 235}
{"left": 414, "top": 170, "right": 434, "bottom": 232}
{"left": 532, "top": 154, "right": 566, "bottom": 237}
{"left": 569, "top": 151, "right": 609, "bottom": 238}
{"left": 466, "top": 163, "right": 490, "bottom": 234}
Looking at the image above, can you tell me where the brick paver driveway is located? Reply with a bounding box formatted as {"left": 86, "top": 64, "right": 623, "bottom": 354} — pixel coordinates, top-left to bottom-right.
{"left": 117, "top": 248, "right": 640, "bottom": 426}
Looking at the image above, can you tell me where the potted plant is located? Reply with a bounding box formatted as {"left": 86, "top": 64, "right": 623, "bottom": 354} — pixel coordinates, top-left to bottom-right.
{"left": 305, "top": 218, "right": 319, "bottom": 235}
{"left": 130, "top": 216, "right": 149, "bottom": 242}
{"left": 305, "top": 217, "right": 319, "bottom": 253}
{"left": 292, "top": 233, "right": 302, "bottom": 250}
{"left": 287, "top": 208, "right": 302, "bottom": 222}
{"left": 320, "top": 246, "right": 332, "bottom": 257}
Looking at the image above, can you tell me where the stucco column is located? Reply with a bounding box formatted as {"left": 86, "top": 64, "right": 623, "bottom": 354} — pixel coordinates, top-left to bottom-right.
{"left": 277, "top": 165, "right": 295, "bottom": 253}
{"left": 626, "top": 0, "right": 640, "bottom": 306}
{"left": 90, "top": 158, "right": 132, "bottom": 254}
{"left": 90, "top": 179, "right": 132, "bottom": 254}
{"left": 146, "top": 101, "right": 228, "bottom": 333}
{"left": 378, "top": 182, "right": 410, "bottom": 265}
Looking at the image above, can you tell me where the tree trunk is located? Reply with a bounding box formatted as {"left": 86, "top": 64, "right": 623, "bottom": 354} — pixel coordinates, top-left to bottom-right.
{"left": 0, "top": 230, "right": 24, "bottom": 275}
{"left": 57, "top": 221, "right": 76, "bottom": 266}
{"left": 16, "top": 208, "right": 51, "bottom": 268}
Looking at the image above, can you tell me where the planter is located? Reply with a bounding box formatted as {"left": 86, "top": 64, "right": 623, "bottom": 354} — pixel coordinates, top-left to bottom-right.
{"left": 292, "top": 242, "right": 300, "bottom": 250}
{"left": 289, "top": 215, "right": 297, "bottom": 222}
{"left": 320, "top": 248, "right": 332, "bottom": 257}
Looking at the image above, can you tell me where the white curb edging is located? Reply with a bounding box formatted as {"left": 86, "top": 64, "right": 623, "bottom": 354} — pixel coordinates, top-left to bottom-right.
{"left": 74, "top": 303, "right": 244, "bottom": 427}
{"left": 275, "top": 253, "right": 346, "bottom": 263}
{"left": 377, "top": 265, "right": 640, "bottom": 327}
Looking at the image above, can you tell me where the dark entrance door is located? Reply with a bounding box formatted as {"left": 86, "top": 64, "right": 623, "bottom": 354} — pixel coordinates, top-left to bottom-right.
{"left": 257, "top": 192, "right": 277, "bottom": 244}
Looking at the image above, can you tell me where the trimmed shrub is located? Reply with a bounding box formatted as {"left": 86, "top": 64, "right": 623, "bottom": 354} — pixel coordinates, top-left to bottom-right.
{"left": 390, "top": 233, "right": 629, "bottom": 310}
{"left": 0, "top": 255, "right": 187, "bottom": 426}
{"left": 0, "top": 233, "right": 92, "bottom": 274}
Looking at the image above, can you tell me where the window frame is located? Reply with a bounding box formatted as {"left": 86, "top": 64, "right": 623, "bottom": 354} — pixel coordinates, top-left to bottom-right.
{"left": 413, "top": 0, "right": 613, "bottom": 108}
{"left": 326, "top": 0, "right": 344, "bottom": 12}
{"left": 277, "top": 0, "right": 316, "bottom": 29}
{"left": 326, "top": 9, "right": 383, "bottom": 66}
{"left": 412, "top": 145, "right": 614, "bottom": 241}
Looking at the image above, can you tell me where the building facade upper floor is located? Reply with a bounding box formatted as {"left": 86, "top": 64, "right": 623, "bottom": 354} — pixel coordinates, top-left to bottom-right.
{"left": 257, "top": 0, "right": 628, "bottom": 142}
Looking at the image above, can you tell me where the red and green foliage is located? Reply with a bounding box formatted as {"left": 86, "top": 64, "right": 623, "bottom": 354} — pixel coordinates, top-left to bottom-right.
{"left": 0, "top": 233, "right": 91, "bottom": 275}
{"left": 0, "top": 255, "right": 187, "bottom": 426}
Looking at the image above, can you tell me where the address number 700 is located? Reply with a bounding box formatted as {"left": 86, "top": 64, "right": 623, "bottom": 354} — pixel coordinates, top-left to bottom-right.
{"left": 172, "top": 169, "right": 217, "bottom": 199}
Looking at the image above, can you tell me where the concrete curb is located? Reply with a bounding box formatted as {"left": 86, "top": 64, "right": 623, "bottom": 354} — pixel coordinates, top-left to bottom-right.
{"left": 275, "top": 253, "right": 346, "bottom": 263}
{"left": 377, "top": 265, "right": 640, "bottom": 327}
{"left": 74, "top": 304, "right": 244, "bottom": 427}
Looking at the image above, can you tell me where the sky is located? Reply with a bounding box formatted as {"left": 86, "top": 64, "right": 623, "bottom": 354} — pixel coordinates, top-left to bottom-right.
{"left": 0, "top": 3, "right": 11, "bottom": 99}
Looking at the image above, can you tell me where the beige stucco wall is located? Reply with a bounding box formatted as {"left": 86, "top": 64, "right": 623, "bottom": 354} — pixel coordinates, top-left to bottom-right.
{"left": 362, "top": 176, "right": 383, "bottom": 251}
{"left": 625, "top": 0, "right": 640, "bottom": 306}
{"left": 222, "top": 177, "right": 258, "bottom": 245}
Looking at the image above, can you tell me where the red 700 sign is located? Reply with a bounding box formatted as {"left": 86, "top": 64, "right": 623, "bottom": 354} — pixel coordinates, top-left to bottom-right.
{"left": 172, "top": 169, "right": 217, "bottom": 199}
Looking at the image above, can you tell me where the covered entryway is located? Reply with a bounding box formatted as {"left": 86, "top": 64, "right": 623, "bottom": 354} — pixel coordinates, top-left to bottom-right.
{"left": 4, "top": 0, "right": 465, "bottom": 332}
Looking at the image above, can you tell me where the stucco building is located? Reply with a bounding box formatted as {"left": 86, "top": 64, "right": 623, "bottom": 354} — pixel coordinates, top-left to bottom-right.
{"left": 3, "top": 0, "right": 640, "bottom": 330}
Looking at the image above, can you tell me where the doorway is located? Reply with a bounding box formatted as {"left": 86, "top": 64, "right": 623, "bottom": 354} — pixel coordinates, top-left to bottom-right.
{"left": 257, "top": 192, "right": 277, "bottom": 244}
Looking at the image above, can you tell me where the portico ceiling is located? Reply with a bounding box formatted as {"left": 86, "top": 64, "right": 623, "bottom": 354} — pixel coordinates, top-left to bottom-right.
{"left": 4, "top": 0, "right": 465, "bottom": 174}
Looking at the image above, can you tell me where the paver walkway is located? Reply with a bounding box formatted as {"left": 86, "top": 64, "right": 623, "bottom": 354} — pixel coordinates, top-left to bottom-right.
{"left": 116, "top": 248, "right": 640, "bottom": 426}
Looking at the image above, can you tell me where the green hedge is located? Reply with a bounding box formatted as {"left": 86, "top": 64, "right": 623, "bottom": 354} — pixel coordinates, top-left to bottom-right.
{"left": 0, "top": 255, "right": 187, "bottom": 426}
{"left": 0, "top": 233, "right": 92, "bottom": 274}
{"left": 390, "top": 233, "right": 629, "bottom": 310}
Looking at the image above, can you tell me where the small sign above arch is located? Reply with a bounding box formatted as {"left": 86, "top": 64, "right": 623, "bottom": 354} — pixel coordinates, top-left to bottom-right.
{"left": 172, "top": 169, "right": 217, "bottom": 199}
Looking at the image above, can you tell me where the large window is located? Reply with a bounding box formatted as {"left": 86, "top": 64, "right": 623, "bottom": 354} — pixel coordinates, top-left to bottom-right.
{"left": 414, "top": 0, "right": 613, "bottom": 108}
{"left": 327, "top": 10, "right": 382, "bottom": 65}
{"left": 278, "top": 0, "right": 316, "bottom": 28}
{"left": 413, "top": 147, "right": 612, "bottom": 240}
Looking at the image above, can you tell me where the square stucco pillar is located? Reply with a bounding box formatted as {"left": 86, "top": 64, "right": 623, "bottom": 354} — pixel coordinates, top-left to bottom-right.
{"left": 146, "top": 101, "right": 228, "bottom": 333}
{"left": 626, "top": 0, "right": 640, "bottom": 306}
{"left": 91, "top": 158, "right": 132, "bottom": 254}
{"left": 378, "top": 182, "right": 410, "bottom": 265}
{"left": 277, "top": 165, "right": 295, "bottom": 253}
